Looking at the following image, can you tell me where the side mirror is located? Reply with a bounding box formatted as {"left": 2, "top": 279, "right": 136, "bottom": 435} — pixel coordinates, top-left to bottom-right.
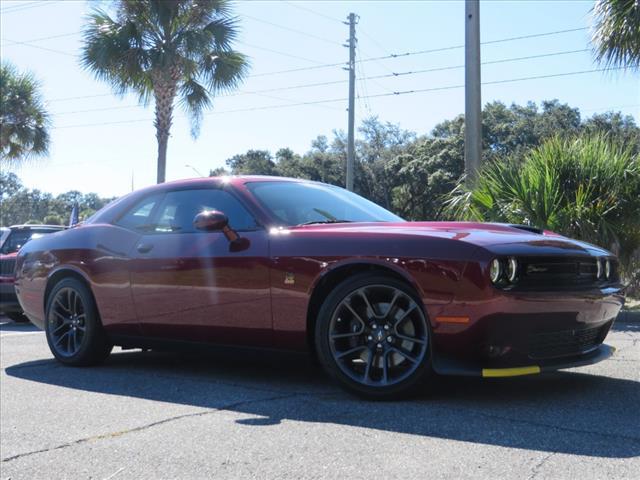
{"left": 194, "top": 210, "right": 228, "bottom": 231}
{"left": 193, "top": 210, "right": 240, "bottom": 243}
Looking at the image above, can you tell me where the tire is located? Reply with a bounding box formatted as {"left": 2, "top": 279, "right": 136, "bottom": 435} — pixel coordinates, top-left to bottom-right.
{"left": 45, "top": 277, "right": 113, "bottom": 366}
{"left": 6, "top": 311, "right": 30, "bottom": 323}
{"left": 315, "top": 273, "right": 433, "bottom": 400}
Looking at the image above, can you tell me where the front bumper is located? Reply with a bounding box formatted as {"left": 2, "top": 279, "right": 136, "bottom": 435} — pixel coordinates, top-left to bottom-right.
{"left": 433, "top": 343, "right": 615, "bottom": 377}
{"left": 429, "top": 286, "right": 624, "bottom": 373}
{"left": 0, "top": 281, "right": 20, "bottom": 313}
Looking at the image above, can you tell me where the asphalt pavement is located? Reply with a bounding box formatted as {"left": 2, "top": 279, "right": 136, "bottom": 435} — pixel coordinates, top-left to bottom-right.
{"left": 1, "top": 315, "right": 639, "bottom": 479}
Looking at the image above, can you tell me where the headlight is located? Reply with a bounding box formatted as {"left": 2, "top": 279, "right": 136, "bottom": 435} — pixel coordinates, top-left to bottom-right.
{"left": 605, "top": 259, "right": 611, "bottom": 279}
{"left": 596, "top": 259, "right": 603, "bottom": 279}
{"left": 506, "top": 257, "right": 518, "bottom": 282}
{"left": 489, "top": 259, "right": 502, "bottom": 284}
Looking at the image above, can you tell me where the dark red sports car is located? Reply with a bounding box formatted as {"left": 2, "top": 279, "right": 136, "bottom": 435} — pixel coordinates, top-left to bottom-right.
{"left": 14, "top": 176, "right": 623, "bottom": 398}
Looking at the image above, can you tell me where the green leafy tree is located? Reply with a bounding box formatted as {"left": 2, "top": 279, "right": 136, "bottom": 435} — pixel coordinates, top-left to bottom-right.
{"left": 592, "top": 0, "right": 640, "bottom": 70}
{"left": 0, "top": 62, "right": 50, "bottom": 165}
{"left": 81, "top": 0, "right": 249, "bottom": 183}
{"left": 445, "top": 135, "right": 640, "bottom": 272}
{"left": 43, "top": 214, "right": 63, "bottom": 225}
{"left": 225, "top": 149, "right": 275, "bottom": 175}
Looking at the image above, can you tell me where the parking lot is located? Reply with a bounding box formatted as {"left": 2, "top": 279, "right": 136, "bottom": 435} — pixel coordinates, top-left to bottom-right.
{"left": 1, "top": 316, "right": 638, "bottom": 480}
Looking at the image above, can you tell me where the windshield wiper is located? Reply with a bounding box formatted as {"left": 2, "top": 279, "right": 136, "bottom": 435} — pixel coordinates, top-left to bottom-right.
{"left": 297, "top": 219, "right": 354, "bottom": 226}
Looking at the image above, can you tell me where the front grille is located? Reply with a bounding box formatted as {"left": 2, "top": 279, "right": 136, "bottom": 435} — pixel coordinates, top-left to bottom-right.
{"left": 515, "top": 256, "right": 617, "bottom": 290}
{"left": 0, "top": 258, "right": 16, "bottom": 277}
{"left": 528, "top": 324, "right": 609, "bottom": 359}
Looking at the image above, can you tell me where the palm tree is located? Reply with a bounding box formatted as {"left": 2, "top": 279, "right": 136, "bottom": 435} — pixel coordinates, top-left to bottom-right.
{"left": 592, "top": 0, "right": 640, "bottom": 70}
{"left": 0, "top": 62, "right": 50, "bottom": 165}
{"left": 81, "top": 0, "right": 249, "bottom": 183}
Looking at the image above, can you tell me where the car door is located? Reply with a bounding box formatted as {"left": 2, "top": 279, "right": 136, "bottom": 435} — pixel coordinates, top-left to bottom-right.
{"left": 128, "top": 187, "right": 272, "bottom": 346}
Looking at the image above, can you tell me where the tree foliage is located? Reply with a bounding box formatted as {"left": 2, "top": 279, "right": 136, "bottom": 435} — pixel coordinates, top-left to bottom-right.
{"left": 81, "top": 0, "right": 249, "bottom": 183}
{"left": 0, "top": 173, "right": 114, "bottom": 226}
{"left": 0, "top": 62, "right": 50, "bottom": 165}
{"left": 217, "top": 101, "right": 639, "bottom": 223}
{"left": 592, "top": 0, "right": 640, "bottom": 70}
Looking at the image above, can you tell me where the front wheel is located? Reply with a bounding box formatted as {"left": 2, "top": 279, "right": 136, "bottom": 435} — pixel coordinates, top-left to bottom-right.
{"left": 45, "top": 278, "right": 112, "bottom": 366}
{"left": 315, "top": 273, "right": 433, "bottom": 399}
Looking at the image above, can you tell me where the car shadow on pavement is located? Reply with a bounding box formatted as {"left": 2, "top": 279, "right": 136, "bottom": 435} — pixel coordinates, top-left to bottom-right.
{"left": 5, "top": 344, "right": 640, "bottom": 459}
{"left": 0, "top": 320, "right": 40, "bottom": 332}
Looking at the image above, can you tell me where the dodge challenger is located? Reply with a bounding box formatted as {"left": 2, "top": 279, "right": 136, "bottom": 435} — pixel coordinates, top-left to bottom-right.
{"left": 14, "top": 176, "right": 624, "bottom": 398}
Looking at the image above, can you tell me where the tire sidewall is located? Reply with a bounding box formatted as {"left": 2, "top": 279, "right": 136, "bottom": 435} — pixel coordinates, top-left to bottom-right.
{"left": 315, "top": 273, "right": 433, "bottom": 399}
{"left": 45, "top": 278, "right": 110, "bottom": 366}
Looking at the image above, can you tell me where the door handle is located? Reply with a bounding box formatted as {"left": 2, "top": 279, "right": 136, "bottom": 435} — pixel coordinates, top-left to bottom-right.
{"left": 136, "top": 243, "right": 154, "bottom": 254}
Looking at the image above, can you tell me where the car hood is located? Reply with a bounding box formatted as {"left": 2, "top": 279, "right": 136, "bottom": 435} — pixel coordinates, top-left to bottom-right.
{"left": 290, "top": 221, "right": 611, "bottom": 257}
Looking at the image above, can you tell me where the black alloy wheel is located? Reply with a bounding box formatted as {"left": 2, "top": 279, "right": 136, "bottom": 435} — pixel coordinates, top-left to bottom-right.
{"left": 45, "top": 277, "right": 112, "bottom": 366}
{"left": 316, "top": 273, "right": 433, "bottom": 399}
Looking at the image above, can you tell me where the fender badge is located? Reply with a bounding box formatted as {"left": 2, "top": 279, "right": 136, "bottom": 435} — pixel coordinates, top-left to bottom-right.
{"left": 284, "top": 272, "right": 295, "bottom": 285}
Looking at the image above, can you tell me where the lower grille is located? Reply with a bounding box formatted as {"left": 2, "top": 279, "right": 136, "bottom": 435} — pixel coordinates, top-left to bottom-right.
{"left": 0, "top": 258, "right": 16, "bottom": 277}
{"left": 528, "top": 324, "right": 608, "bottom": 359}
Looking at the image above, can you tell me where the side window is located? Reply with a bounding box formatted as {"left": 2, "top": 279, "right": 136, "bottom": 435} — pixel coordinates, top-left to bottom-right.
{"left": 115, "top": 194, "right": 163, "bottom": 231}
{"left": 151, "top": 189, "right": 258, "bottom": 234}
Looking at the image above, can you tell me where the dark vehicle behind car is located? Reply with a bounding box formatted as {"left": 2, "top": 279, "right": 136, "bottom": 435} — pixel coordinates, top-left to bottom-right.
{"left": 1, "top": 225, "right": 65, "bottom": 322}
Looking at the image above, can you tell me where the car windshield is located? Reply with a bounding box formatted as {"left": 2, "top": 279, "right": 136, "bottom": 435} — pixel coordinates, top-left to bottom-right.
{"left": 246, "top": 181, "right": 404, "bottom": 226}
{"left": 0, "top": 229, "right": 59, "bottom": 254}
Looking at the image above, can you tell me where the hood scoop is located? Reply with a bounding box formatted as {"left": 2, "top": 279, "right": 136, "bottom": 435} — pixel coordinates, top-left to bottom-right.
{"left": 501, "top": 224, "right": 544, "bottom": 235}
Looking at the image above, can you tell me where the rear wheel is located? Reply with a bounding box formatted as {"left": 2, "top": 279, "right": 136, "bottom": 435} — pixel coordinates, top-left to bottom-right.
{"left": 315, "top": 273, "right": 433, "bottom": 399}
{"left": 45, "top": 278, "right": 112, "bottom": 366}
{"left": 6, "top": 312, "right": 30, "bottom": 323}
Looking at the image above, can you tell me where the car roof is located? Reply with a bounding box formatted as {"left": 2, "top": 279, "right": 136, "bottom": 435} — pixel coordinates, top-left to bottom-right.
{"left": 126, "top": 175, "right": 323, "bottom": 196}
{"left": 9, "top": 225, "right": 66, "bottom": 230}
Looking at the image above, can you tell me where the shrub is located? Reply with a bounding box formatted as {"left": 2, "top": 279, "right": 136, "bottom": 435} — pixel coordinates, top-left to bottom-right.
{"left": 446, "top": 135, "right": 640, "bottom": 281}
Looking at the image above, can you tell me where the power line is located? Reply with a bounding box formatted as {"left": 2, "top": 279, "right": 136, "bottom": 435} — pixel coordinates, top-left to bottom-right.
{"left": 3, "top": 25, "right": 591, "bottom": 75}
{"left": 238, "top": 41, "right": 329, "bottom": 65}
{"left": 1, "top": 31, "right": 79, "bottom": 43}
{"left": 51, "top": 67, "right": 623, "bottom": 129}
{"left": 49, "top": 48, "right": 592, "bottom": 115}
{"left": 242, "top": 13, "right": 342, "bottom": 46}
{"left": 0, "top": 0, "right": 61, "bottom": 14}
{"left": 2, "top": 38, "right": 76, "bottom": 57}
{"left": 281, "top": 1, "right": 343, "bottom": 24}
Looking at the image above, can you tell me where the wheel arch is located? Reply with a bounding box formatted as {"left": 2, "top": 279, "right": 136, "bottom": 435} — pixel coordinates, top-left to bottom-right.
{"left": 305, "top": 260, "right": 425, "bottom": 357}
{"left": 44, "top": 266, "right": 95, "bottom": 315}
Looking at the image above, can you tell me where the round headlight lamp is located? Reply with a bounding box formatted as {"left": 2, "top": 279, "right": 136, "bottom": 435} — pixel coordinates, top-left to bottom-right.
{"left": 506, "top": 257, "right": 518, "bottom": 283}
{"left": 596, "top": 259, "right": 603, "bottom": 279}
{"left": 489, "top": 259, "right": 502, "bottom": 284}
{"left": 605, "top": 259, "right": 611, "bottom": 279}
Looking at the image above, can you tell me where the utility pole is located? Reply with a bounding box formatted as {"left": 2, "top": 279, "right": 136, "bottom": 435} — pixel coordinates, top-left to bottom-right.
{"left": 345, "top": 13, "right": 358, "bottom": 191}
{"left": 464, "top": 0, "right": 482, "bottom": 182}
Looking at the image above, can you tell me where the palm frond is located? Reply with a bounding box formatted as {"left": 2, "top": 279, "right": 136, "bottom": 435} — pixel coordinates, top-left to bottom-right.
{"left": 591, "top": 0, "right": 640, "bottom": 70}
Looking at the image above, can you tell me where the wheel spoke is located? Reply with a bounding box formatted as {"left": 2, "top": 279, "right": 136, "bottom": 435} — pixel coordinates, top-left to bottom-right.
{"left": 390, "top": 346, "right": 419, "bottom": 364}
{"left": 52, "top": 310, "right": 68, "bottom": 322}
{"left": 393, "top": 303, "right": 417, "bottom": 329}
{"left": 51, "top": 323, "right": 68, "bottom": 335}
{"left": 363, "top": 349, "right": 375, "bottom": 382}
{"left": 357, "top": 288, "right": 380, "bottom": 318}
{"left": 335, "top": 345, "right": 367, "bottom": 359}
{"left": 331, "top": 331, "right": 362, "bottom": 339}
{"left": 381, "top": 351, "right": 389, "bottom": 383}
{"left": 54, "top": 330, "right": 69, "bottom": 347}
{"left": 55, "top": 297, "right": 70, "bottom": 313}
{"left": 395, "top": 333, "right": 426, "bottom": 345}
{"left": 67, "top": 289, "right": 73, "bottom": 314}
{"left": 342, "top": 302, "right": 366, "bottom": 328}
{"left": 385, "top": 291, "right": 402, "bottom": 319}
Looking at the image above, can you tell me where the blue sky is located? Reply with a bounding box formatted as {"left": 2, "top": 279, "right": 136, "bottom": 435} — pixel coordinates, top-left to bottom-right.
{"left": 1, "top": 0, "right": 638, "bottom": 197}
